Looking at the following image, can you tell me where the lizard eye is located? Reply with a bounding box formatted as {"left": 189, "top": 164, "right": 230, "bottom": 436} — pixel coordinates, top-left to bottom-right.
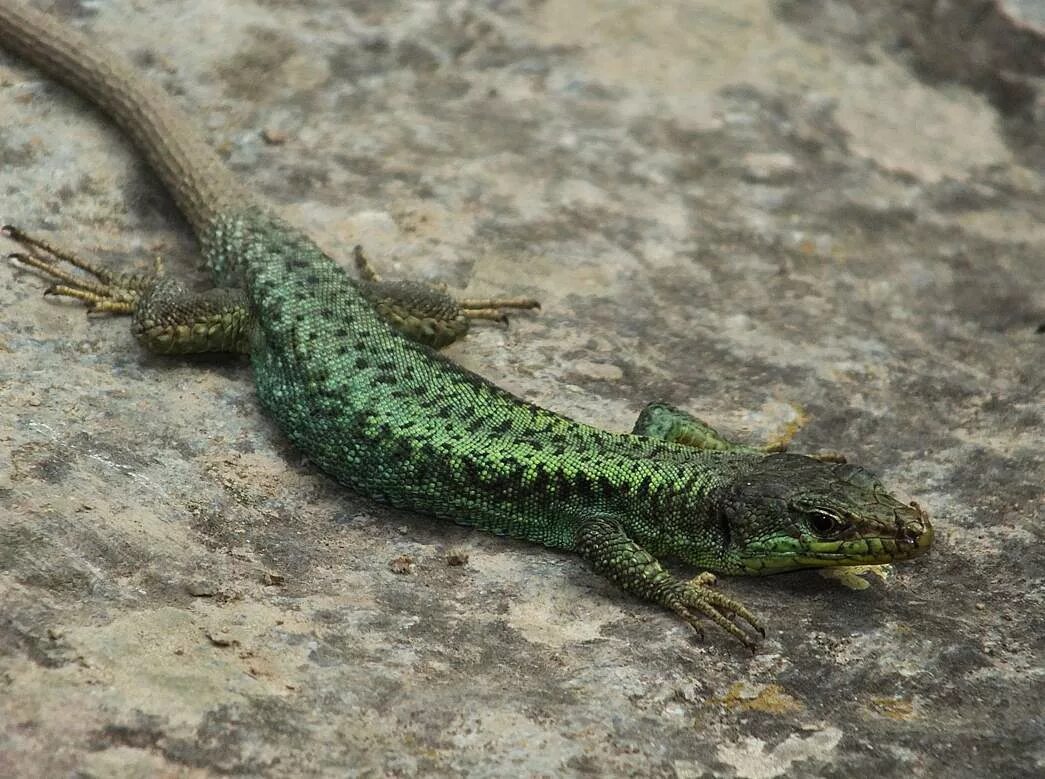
{"left": 807, "top": 509, "right": 844, "bottom": 536}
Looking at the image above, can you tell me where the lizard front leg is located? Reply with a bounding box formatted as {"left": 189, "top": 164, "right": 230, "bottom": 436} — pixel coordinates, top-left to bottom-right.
{"left": 632, "top": 402, "right": 761, "bottom": 453}
{"left": 632, "top": 402, "right": 847, "bottom": 463}
{"left": 574, "top": 514, "right": 765, "bottom": 649}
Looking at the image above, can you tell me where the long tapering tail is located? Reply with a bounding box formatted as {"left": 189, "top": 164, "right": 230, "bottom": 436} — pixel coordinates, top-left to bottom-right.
{"left": 0, "top": 1, "right": 257, "bottom": 235}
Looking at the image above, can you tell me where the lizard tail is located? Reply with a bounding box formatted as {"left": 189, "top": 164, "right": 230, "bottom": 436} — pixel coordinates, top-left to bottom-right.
{"left": 0, "top": 1, "right": 257, "bottom": 236}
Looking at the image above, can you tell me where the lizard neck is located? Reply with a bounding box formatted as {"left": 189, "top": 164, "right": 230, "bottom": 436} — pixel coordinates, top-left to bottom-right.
{"left": 614, "top": 452, "right": 757, "bottom": 571}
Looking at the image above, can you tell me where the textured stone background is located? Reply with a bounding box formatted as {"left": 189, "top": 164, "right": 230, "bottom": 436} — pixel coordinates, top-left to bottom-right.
{"left": 1, "top": 1, "right": 1042, "bottom": 776}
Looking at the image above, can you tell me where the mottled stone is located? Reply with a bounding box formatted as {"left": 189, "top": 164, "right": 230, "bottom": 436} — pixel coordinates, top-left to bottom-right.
{"left": 0, "top": 1, "right": 1041, "bottom": 776}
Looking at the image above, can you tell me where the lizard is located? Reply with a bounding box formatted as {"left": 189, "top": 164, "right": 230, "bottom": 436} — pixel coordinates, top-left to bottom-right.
{"left": 0, "top": 1, "right": 932, "bottom": 649}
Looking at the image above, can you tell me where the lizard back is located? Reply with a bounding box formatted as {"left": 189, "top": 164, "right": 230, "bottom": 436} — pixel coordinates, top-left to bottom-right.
{"left": 205, "top": 207, "right": 744, "bottom": 550}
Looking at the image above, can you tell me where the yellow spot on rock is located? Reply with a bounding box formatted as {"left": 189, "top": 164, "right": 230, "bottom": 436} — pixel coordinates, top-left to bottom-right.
{"left": 764, "top": 402, "right": 809, "bottom": 451}
{"left": 720, "top": 683, "right": 802, "bottom": 715}
{"left": 870, "top": 697, "right": 915, "bottom": 721}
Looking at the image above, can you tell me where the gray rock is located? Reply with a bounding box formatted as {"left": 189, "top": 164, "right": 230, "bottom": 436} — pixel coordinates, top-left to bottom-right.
{"left": 1, "top": 1, "right": 1041, "bottom": 776}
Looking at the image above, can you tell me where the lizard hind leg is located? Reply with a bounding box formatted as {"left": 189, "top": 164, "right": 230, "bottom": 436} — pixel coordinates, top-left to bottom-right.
{"left": 4, "top": 225, "right": 252, "bottom": 355}
{"left": 352, "top": 244, "right": 539, "bottom": 349}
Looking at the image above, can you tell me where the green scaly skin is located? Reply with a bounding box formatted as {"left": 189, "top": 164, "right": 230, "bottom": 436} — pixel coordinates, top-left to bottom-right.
{"left": 1, "top": 1, "right": 933, "bottom": 648}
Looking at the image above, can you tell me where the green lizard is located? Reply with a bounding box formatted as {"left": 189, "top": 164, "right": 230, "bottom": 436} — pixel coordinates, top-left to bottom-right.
{"left": 0, "top": 1, "right": 932, "bottom": 648}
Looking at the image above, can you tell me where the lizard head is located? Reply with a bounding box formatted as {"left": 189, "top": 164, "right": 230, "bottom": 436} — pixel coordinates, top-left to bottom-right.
{"left": 711, "top": 453, "right": 933, "bottom": 575}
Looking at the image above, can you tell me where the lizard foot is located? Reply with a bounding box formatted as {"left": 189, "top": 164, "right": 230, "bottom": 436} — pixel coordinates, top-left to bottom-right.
{"left": 664, "top": 574, "right": 766, "bottom": 651}
{"left": 4, "top": 224, "right": 157, "bottom": 314}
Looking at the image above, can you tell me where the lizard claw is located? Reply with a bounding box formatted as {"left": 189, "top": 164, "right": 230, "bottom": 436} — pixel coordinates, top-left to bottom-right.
{"left": 665, "top": 575, "right": 766, "bottom": 650}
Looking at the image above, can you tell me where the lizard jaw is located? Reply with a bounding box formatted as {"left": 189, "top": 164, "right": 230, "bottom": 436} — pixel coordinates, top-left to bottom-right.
{"left": 737, "top": 500, "right": 933, "bottom": 574}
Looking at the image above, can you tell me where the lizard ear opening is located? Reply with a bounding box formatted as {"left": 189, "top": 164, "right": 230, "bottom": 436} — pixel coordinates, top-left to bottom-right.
{"left": 717, "top": 506, "right": 733, "bottom": 549}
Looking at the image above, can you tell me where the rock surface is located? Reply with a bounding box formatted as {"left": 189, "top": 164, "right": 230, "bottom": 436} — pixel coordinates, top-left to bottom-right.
{"left": 1, "top": 1, "right": 1042, "bottom": 776}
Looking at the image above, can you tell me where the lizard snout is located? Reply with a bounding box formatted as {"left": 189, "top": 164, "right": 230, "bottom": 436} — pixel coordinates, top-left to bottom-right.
{"left": 894, "top": 501, "right": 933, "bottom": 558}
